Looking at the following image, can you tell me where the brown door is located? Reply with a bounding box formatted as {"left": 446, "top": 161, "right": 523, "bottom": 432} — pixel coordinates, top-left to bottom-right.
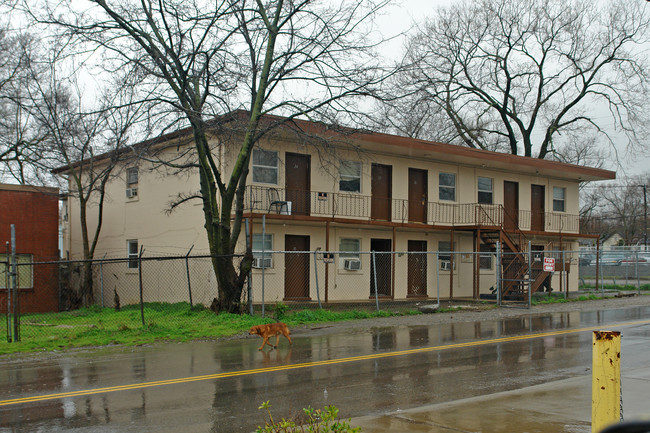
{"left": 371, "top": 164, "right": 392, "bottom": 221}
{"left": 408, "top": 168, "right": 427, "bottom": 223}
{"left": 531, "top": 185, "right": 545, "bottom": 231}
{"left": 285, "top": 153, "right": 310, "bottom": 216}
{"left": 284, "top": 235, "right": 310, "bottom": 299}
{"left": 370, "top": 238, "right": 391, "bottom": 296}
{"left": 503, "top": 181, "right": 519, "bottom": 231}
{"left": 407, "top": 240, "right": 427, "bottom": 297}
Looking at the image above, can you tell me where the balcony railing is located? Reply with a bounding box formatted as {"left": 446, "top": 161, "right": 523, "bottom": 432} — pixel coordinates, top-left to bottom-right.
{"left": 245, "top": 185, "right": 579, "bottom": 234}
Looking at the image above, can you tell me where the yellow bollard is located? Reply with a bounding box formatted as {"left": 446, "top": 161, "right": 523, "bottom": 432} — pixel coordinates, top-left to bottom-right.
{"left": 592, "top": 331, "right": 621, "bottom": 433}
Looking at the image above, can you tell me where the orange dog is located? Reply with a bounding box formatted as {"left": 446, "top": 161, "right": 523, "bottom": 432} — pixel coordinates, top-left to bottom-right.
{"left": 249, "top": 322, "right": 292, "bottom": 351}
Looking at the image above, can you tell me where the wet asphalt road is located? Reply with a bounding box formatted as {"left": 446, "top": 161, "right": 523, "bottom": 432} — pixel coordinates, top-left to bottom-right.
{"left": 1, "top": 305, "right": 650, "bottom": 432}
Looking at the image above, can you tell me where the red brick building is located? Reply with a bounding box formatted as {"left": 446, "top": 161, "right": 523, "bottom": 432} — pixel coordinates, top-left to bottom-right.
{"left": 1, "top": 183, "right": 59, "bottom": 313}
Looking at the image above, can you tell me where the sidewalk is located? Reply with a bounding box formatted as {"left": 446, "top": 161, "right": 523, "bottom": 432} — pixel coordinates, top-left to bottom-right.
{"left": 351, "top": 366, "right": 650, "bottom": 433}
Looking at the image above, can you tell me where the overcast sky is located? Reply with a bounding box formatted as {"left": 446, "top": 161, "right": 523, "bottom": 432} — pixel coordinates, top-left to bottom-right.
{"left": 376, "top": 0, "right": 649, "bottom": 179}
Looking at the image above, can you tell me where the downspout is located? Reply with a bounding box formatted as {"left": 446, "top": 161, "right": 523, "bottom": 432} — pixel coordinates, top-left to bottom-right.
{"left": 450, "top": 229, "right": 454, "bottom": 299}
{"left": 325, "top": 221, "right": 330, "bottom": 303}
{"left": 392, "top": 226, "right": 396, "bottom": 299}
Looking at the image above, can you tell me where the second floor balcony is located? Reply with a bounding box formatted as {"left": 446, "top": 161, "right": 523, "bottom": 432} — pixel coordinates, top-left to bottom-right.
{"left": 245, "top": 185, "right": 579, "bottom": 234}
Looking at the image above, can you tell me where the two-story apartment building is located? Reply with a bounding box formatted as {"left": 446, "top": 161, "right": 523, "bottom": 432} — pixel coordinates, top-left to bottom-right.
{"left": 59, "top": 113, "right": 615, "bottom": 307}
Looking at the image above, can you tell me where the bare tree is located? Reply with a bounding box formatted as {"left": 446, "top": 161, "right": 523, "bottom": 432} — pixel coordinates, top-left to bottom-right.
{"left": 391, "top": 0, "right": 650, "bottom": 159}
{"left": 25, "top": 51, "right": 144, "bottom": 306}
{"left": 583, "top": 174, "right": 650, "bottom": 244}
{"left": 30, "top": 0, "right": 390, "bottom": 313}
{"left": 0, "top": 28, "right": 50, "bottom": 183}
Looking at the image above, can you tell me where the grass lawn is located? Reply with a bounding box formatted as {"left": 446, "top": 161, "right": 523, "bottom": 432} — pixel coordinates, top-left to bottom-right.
{"left": 0, "top": 302, "right": 405, "bottom": 355}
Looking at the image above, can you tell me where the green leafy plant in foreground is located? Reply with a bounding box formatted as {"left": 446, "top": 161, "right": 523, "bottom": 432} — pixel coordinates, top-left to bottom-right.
{"left": 256, "top": 401, "right": 361, "bottom": 433}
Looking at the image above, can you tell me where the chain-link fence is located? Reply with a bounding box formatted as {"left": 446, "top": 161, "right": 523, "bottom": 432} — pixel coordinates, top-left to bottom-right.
{"left": 577, "top": 246, "right": 650, "bottom": 291}
{"left": 3, "top": 248, "right": 649, "bottom": 343}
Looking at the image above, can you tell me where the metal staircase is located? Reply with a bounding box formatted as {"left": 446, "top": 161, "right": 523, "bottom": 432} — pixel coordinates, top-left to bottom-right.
{"left": 476, "top": 206, "right": 551, "bottom": 301}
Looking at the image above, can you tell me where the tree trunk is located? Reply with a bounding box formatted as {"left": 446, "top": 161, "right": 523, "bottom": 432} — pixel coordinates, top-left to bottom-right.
{"left": 81, "top": 261, "right": 94, "bottom": 307}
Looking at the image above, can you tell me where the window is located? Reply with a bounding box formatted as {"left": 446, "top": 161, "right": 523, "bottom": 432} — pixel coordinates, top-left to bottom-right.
{"left": 339, "top": 238, "right": 361, "bottom": 259}
{"left": 127, "top": 167, "right": 138, "bottom": 185}
{"left": 127, "top": 240, "right": 139, "bottom": 269}
{"left": 477, "top": 177, "right": 493, "bottom": 204}
{"left": 252, "top": 234, "right": 273, "bottom": 268}
{"left": 439, "top": 173, "right": 456, "bottom": 201}
{"left": 438, "top": 241, "right": 454, "bottom": 270}
{"left": 339, "top": 161, "right": 361, "bottom": 193}
{"left": 479, "top": 244, "right": 493, "bottom": 270}
{"left": 553, "top": 187, "right": 566, "bottom": 212}
{"left": 126, "top": 167, "right": 139, "bottom": 199}
{"left": 252, "top": 149, "right": 278, "bottom": 184}
{"left": 0, "top": 254, "right": 33, "bottom": 288}
{"left": 340, "top": 238, "right": 361, "bottom": 270}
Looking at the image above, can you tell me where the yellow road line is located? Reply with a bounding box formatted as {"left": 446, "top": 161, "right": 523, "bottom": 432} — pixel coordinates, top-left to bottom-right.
{"left": 2, "top": 318, "right": 649, "bottom": 407}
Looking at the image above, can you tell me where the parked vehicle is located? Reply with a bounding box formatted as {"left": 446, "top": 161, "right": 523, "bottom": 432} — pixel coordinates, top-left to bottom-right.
{"left": 590, "top": 253, "right": 627, "bottom": 266}
{"left": 580, "top": 252, "right": 650, "bottom": 266}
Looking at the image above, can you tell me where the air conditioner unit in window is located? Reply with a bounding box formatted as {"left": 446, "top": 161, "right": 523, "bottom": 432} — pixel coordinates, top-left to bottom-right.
{"left": 343, "top": 258, "right": 361, "bottom": 270}
{"left": 126, "top": 187, "right": 138, "bottom": 198}
{"left": 253, "top": 257, "right": 272, "bottom": 269}
{"left": 439, "top": 260, "right": 452, "bottom": 271}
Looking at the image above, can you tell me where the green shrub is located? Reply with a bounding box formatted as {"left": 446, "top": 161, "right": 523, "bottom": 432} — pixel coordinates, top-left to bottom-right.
{"left": 255, "top": 401, "right": 361, "bottom": 433}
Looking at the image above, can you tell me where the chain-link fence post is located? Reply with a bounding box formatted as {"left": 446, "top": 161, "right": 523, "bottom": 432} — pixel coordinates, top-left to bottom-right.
{"left": 562, "top": 249, "right": 567, "bottom": 300}
{"left": 372, "top": 251, "right": 379, "bottom": 312}
{"left": 4, "top": 241, "right": 11, "bottom": 343}
{"left": 435, "top": 251, "right": 440, "bottom": 306}
{"left": 185, "top": 245, "right": 194, "bottom": 307}
{"left": 261, "top": 215, "right": 266, "bottom": 318}
{"left": 138, "top": 245, "right": 145, "bottom": 326}
{"left": 11, "top": 225, "right": 20, "bottom": 341}
{"left": 496, "top": 242, "right": 501, "bottom": 306}
{"left": 634, "top": 249, "right": 641, "bottom": 295}
{"left": 313, "top": 251, "right": 322, "bottom": 309}
{"left": 245, "top": 219, "right": 253, "bottom": 316}
{"left": 528, "top": 241, "right": 533, "bottom": 308}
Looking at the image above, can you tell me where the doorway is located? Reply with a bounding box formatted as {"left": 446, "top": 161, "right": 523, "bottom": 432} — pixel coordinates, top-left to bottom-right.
{"left": 407, "top": 240, "right": 427, "bottom": 297}
{"left": 408, "top": 168, "right": 427, "bottom": 223}
{"left": 371, "top": 164, "right": 392, "bottom": 221}
{"left": 285, "top": 153, "right": 310, "bottom": 216}
{"left": 531, "top": 185, "right": 545, "bottom": 231}
{"left": 370, "top": 238, "right": 392, "bottom": 297}
{"left": 503, "top": 181, "right": 519, "bottom": 231}
{"left": 284, "top": 235, "right": 310, "bottom": 299}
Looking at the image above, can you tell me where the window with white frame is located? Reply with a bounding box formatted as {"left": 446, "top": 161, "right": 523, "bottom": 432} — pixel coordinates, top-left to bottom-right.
{"left": 438, "top": 241, "right": 454, "bottom": 270}
{"left": 0, "top": 254, "right": 33, "bottom": 288}
{"left": 340, "top": 238, "right": 361, "bottom": 270}
{"left": 127, "top": 239, "right": 139, "bottom": 269}
{"left": 252, "top": 234, "right": 273, "bottom": 268}
{"left": 477, "top": 177, "right": 493, "bottom": 204}
{"left": 126, "top": 167, "right": 139, "bottom": 199}
{"left": 339, "top": 160, "right": 361, "bottom": 193}
{"left": 439, "top": 173, "right": 456, "bottom": 201}
{"left": 252, "top": 149, "right": 278, "bottom": 184}
{"left": 127, "top": 167, "right": 138, "bottom": 185}
{"left": 553, "top": 187, "right": 566, "bottom": 212}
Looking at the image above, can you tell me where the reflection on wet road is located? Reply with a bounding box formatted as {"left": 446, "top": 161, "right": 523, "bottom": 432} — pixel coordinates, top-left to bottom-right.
{"left": 1, "top": 306, "right": 649, "bottom": 432}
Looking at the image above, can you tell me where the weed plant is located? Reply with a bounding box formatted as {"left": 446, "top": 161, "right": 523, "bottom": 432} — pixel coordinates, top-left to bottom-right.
{"left": 255, "top": 401, "right": 361, "bottom": 433}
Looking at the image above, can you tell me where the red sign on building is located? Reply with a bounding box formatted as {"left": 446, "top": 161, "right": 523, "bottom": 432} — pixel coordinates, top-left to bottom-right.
{"left": 543, "top": 257, "right": 555, "bottom": 272}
